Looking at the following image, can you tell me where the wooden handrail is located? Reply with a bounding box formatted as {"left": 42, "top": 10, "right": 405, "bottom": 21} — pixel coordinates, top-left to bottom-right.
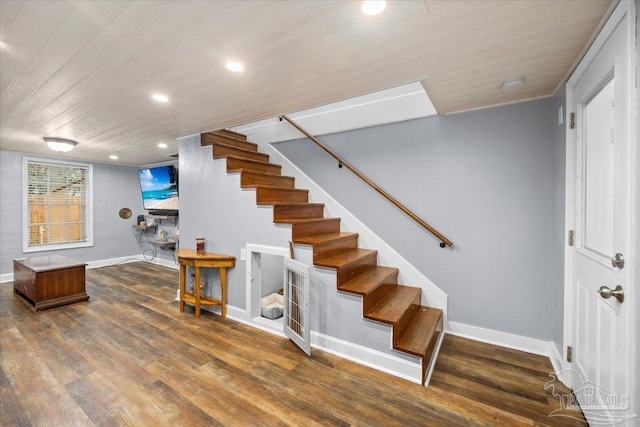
{"left": 281, "top": 115, "right": 453, "bottom": 248}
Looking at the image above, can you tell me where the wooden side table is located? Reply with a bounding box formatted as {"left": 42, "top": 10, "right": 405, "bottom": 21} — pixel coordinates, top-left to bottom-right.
{"left": 176, "top": 249, "right": 236, "bottom": 318}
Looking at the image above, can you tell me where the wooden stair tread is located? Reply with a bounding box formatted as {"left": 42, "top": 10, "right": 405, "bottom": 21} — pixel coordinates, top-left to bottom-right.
{"left": 291, "top": 217, "right": 340, "bottom": 239}
{"left": 338, "top": 266, "right": 398, "bottom": 295}
{"left": 287, "top": 217, "right": 334, "bottom": 224}
{"left": 276, "top": 218, "right": 334, "bottom": 224}
{"left": 226, "top": 156, "right": 276, "bottom": 167}
{"left": 256, "top": 186, "right": 309, "bottom": 205}
{"left": 395, "top": 307, "right": 443, "bottom": 357}
{"left": 293, "top": 231, "right": 358, "bottom": 245}
{"left": 273, "top": 203, "right": 325, "bottom": 223}
{"left": 211, "top": 129, "right": 247, "bottom": 141}
{"left": 240, "top": 170, "right": 287, "bottom": 179}
{"left": 255, "top": 185, "right": 306, "bottom": 190}
{"left": 202, "top": 132, "right": 256, "bottom": 150}
{"left": 214, "top": 141, "right": 261, "bottom": 154}
{"left": 226, "top": 157, "right": 282, "bottom": 175}
{"left": 243, "top": 184, "right": 294, "bottom": 189}
{"left": 213, "top": 142, "right": 269, "bottom": 162}
{"left": 269, "top": 202, "right": 324, "bottom": 207}
{"left": 315, "top": 248, "right": 377, "bottom": 269}
{"left": 365, "top": 286, "right": 421, "bottom": 325}
{"left": 241, "top": 170, "right": 294, "bottom": 189}
{"left": 254, "top": 186, "right": 308, "bottom": 194}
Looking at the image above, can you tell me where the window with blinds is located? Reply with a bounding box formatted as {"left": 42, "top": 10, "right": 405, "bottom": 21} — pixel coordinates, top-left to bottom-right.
{"left": 23, "top": 158, "right": 93, "bottom": 251}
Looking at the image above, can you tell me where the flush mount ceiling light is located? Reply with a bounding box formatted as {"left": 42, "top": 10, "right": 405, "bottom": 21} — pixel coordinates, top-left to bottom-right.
{"left": 362, "top": 0, "right": 386, "bottom": 15}
{"left": 109, "top": 155, "right": 118, "bottom": 160}
{"left": 151, "top": 93, "right": 169, "bottom": 103}
{"left": 44, "top": 137, "right": 77, "bottom": 153}
{"left": 502, "top": 77, "right": 526, "bottom": 90}
{"left": 225, "top": 61, "right": 244, "bottom": 72}
{"left": 157, "top": 143, "right": 168, "bottom": 148}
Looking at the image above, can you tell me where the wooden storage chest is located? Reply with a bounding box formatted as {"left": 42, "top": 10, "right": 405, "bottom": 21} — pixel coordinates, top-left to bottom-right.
{"left": 13, "top": 255, "right": 89, "bottom": 311}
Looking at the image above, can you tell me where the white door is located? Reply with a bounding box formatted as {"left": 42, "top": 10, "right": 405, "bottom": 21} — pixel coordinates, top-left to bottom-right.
{"left": 567, "top": 3, "right": 634, "bottom": 425}
{"left": 283, "top": 257, "right": 311, "bottom": 355}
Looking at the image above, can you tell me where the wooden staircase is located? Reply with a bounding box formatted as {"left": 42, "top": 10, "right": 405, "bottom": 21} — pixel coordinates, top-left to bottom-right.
{"left": 202, "top": 129, "right": 444, "bottom": 385}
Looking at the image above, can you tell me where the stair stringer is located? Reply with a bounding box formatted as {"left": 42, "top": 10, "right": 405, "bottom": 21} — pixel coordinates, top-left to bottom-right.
{"left": 240, "top": 130, "right": 449, "bottom": 315}
{"left": 239, "top": 131, "right": 448, "bottom": 385}
{"left": 295, "top": 244, "right": 425, "bottom": 383}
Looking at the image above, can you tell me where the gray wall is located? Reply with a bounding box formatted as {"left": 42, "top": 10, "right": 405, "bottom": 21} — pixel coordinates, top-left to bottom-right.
{"left": 178, "top": 135, "right": 413, "bottom": 357}
{"left": 260, "top": 253, "right": 284, "bottom": 297}
{"left": 275, "top": 98, "right": 559, "bottom": 341}
{"left": 0, "top": 150, "right": 147, "bottom": 274}
{"left": 178, "top": 135, "right": 293, "bottom": 308}
{"left": 137, "top": 161, "right": 180, "bottom": 266}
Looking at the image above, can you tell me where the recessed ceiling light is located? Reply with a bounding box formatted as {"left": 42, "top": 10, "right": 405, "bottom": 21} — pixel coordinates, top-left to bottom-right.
{"left": 109, "top": 155, "right": 118, "bottom": 160}
{"left": 157, "top": 143, "right": 168, "bottom": 149}
{"left": 225, "top": 61, "right": 244, "bottom": 72}
{"left": 362, "top": 1, "right": 386, "bottom": 16}
{"left": 502, "top": 77, "right": 525, "bottom": 90}
{"left": 152, "top": 93, "right": 169, "bottom": 103}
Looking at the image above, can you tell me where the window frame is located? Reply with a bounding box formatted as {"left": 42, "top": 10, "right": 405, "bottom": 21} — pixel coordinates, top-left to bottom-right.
{"left": 22, "top": 157, "right": 94, "bottom": 253}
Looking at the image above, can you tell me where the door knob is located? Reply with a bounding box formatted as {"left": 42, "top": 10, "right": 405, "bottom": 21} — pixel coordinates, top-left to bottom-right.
{"left": 611, "top": 253, "right": 625, "bottom": 269}
{"left": 598, "top": 285, "right": 624, "bottom": 303}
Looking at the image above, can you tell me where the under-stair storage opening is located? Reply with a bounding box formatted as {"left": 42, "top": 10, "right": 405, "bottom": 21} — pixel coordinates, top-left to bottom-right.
{"left": 258, "top": 253, "right": 284, "bottom": 319}
{"left": 246, "top": 244, "right": 289, "bottom": 333}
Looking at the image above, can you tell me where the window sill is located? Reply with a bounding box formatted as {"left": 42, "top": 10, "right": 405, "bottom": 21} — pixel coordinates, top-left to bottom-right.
{"left": 23, "top": 241, "right": 94, "bottom": 253}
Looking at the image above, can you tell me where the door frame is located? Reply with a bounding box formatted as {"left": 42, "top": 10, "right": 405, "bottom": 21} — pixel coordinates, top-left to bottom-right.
{"left": 563, "top": 0, "right": 637, "bottom": 416}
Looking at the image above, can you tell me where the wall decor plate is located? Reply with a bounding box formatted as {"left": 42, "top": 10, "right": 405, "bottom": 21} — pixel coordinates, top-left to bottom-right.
{"left": 119, "top": 207, "right": 132, "bottom": 219}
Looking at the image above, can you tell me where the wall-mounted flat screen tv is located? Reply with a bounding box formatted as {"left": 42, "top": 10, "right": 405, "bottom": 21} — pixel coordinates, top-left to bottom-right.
{"left": 138, "top": 165, "right": 178, "bottom": 213}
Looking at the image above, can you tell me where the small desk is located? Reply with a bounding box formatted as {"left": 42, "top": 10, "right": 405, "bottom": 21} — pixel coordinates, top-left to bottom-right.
{"left": 176, "top": 249, "right": 236, "bottom": 319}
{"left": 13, "top": 255, "right": 89, "bottom": 311}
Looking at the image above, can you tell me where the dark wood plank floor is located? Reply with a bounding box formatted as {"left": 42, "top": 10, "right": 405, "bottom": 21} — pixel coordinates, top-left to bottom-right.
{"left": 1, "top": 262, "right": 586, "bottom": 426}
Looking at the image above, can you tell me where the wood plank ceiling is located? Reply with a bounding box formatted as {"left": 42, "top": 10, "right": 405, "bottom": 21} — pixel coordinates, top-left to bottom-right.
{"left": 0, "top": 0, "right": 613, "bottom": 166}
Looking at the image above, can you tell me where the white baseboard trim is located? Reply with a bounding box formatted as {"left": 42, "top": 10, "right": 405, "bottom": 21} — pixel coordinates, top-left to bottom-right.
{"left": 549, "top": 341, "right": 569, "bottom": 383}
{"left": 201, "top": 303, "right": 246, "bottom": 322}
{"left": 447, "top": 322, "right": 570, "bottom": 386}
{"left": 145, "top": 256, "right": 179, "bottom": 270}
{"left": 86, "top": 255, "right": 144, "bottom": 269}
{"left": 424, "top": 330, "right": 445, "bottom": 387}
{"left": 1, "top": 254, "right": 178, "bottom": 283}
{"left": 447, "top": 321, "right": 551, "bottom": 357}
{"left": 310, "top": 331, "right": 422, "bottom": 385}
{"left": 85, "top": 254, "right": 179, "bottom": 271}
{"left": 447, "top": 321, "right": 572, "bottom": 383}
{"left": 219, "top": 304, "right": 246, "bottom": 321}
{"left": 204, "top": 305, "right": 290, "bottom": 339}
{"left": 205, "top": 303, "right": 422, "bottom": 385}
